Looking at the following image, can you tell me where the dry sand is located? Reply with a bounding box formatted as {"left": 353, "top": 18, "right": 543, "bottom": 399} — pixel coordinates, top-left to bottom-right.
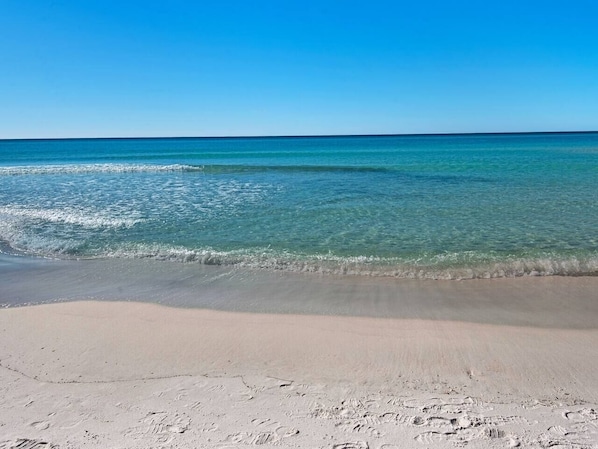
{"left": 1, "top": 276, "right": 598, "bottom": 448}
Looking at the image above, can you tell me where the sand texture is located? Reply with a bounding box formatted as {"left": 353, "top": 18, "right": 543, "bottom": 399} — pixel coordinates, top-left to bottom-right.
{"left": 1, "top": 295, "right": 598, "bottom": 448}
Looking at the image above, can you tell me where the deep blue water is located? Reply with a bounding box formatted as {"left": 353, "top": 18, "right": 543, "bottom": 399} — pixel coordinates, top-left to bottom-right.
{"left": 0, "top": 133, "right": 596, "bottom": 279}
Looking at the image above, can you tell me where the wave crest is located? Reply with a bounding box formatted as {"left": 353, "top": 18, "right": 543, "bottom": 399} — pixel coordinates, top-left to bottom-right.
{"left": 104, "top": 244, "right": 598, "bottom": 279}
{"left": 0, "top": 164, "right": 202, "bottom": 176}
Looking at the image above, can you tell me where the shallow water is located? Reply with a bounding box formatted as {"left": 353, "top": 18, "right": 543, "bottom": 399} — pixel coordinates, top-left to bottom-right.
{"left": 1, "top": 133, "right": 597, "bottom": 278}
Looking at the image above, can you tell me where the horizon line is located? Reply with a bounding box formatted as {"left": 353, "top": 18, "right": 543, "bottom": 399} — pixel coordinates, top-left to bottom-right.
{"left": 1, "top": 130, "right": 597, "bottom": 142}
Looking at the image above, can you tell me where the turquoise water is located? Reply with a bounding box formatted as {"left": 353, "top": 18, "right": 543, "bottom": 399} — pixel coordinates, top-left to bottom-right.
{"left": 0, "top": 133, "right": 596, "bottom": 279}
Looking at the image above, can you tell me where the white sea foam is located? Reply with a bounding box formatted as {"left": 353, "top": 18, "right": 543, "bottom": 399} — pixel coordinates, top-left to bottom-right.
{"left": 0, "top": 219, "right": 83, "bottom": 256}
{"left": 0, "top": 163, "right": 200, "bottom": 176}
{"left": 104, "top": 244, "right": 598, "bottom": 279}
{"left": 0, "top": 206, "right": 143, "bottom": 229}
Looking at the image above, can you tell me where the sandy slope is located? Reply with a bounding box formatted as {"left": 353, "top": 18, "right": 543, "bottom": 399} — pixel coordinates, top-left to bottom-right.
{"left": 1, "top": 300, "right": 597, "bottom": 448}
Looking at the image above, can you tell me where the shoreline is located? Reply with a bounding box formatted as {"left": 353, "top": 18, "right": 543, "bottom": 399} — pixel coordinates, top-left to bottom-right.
{"left": 2, "top": 253, "right": 598, "bottom": 329}
{"left": 2, "top": 242, "right": 597, "bottom": 280}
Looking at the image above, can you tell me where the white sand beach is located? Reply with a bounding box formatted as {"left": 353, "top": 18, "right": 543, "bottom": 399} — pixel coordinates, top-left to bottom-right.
{"left": 1, "top": 274, "right": 598, "bottom": 448}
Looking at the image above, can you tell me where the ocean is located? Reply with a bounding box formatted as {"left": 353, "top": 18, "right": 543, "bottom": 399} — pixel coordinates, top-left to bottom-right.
{"left": 1, "top": 133, "right": 597, "bottom": 281}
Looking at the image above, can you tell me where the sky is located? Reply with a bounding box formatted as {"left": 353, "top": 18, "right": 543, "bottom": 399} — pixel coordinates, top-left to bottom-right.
{"left": 1, "top": 0, "right": 597, "bottom": 138}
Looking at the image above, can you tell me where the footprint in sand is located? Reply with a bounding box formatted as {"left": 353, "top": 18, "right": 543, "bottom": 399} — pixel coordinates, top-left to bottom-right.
{"left": 174, "top": 392, "right": 188, "bottom": 401}
{"left": 251, "top": 417, "right": 299, "bottom": 440}
{"left": 426, "top": 416, "right": 456, "bottom": 430}
{"left": 534, "top": 433, "right": 574, "bottom": 448}
{"left": 250, "top": 432, "right": 276, "bottom": 445}
{"left": 549, "top": 425, "right": 569, "bottom": 436}
{"left": 342, "top": 398, "right": 366, "bottom": 409}
{"left": 482, "top": 427, "right": 505, "bottom": 439}
{"left": 545, "top": 424, "right": 595, "bottom": 447}
{"left": 311, "top": 404, "right": 358, "bottom": 420}
{"left": 125, "top": 412, "right": 190, "bottom": 442}
{"left": 379, "top": 411, "right": 423, "bottom": 427}
{"left": 402, "top": 396, "right": 492, "bottom": 414}
{"left": 563, "top": 408, "right": 598, "bottom": 422}
{"left": 197, "top": 422, "right": 219, "bottom": 433}
{"left": 186, "top": 400, "right": 202, "bottom": 411}
{"left": 331, "top": 442, "right": 369, "bottom": 449}
{"left": 0, "top": 440, "right": 58, "bottom": 449}
{"left": 450, "top": 427, "right": 485, "bottom": 445}
{"left": 474, "top": 414, "right": 528, "bottom": 427}
{"left": 336, "top": 419, "right": 381, "bottom": 437}
{"left": 226, "top": 432, "right": 251, "bottom": 444}
{"left": 414, "top": 430, "right": 454, "bottom": 444}
{"left": 359, "top": 413, "right": 381, "bottom": 426}
{"left": 403, "top": 397, "right": 443, "bottom": 408}
{"left": 30, "top": 421, "right": 50, "bottom": 431}
{"left": 225, "top": 431, "right": 280, "bottom": 445}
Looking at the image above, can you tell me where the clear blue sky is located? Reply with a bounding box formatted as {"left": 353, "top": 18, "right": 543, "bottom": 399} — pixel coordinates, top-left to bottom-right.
{"left": 1, "top": 0, "right": 597, "bottom": 138}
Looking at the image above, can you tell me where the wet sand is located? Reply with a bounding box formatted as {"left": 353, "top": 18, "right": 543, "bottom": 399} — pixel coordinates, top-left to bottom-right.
{"left": 2, "top": 254, "right": 598, "bottom": 328}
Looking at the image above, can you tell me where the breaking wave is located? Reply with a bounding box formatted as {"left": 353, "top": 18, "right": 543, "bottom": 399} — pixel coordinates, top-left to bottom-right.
{"left": 0, "top": 164, "right": 203, "bottom": 176}
{"left": 103, "top": 244, "right": 598, "bottom": 280}
{"left": 0, "top": 163, "right": 493, "bottom": 183}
